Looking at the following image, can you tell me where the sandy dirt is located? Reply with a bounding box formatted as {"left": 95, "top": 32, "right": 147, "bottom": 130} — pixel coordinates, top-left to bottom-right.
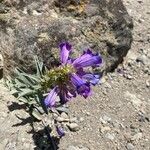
{"left": 0, "top": 0, "right": 150, "bottom": 150}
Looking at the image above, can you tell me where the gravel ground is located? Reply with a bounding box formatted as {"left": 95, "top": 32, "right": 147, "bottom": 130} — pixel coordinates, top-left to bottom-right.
{"left": 0, "top": 0, "right": 150, "bottom": 150}
{"left": 58, "top": 0, "right": 150, "bottom": 149}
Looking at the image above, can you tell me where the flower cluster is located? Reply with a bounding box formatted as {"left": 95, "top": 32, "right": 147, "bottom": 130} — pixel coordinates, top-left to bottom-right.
{"left": 44, "top": 42, "right": 102, "bottom": 108}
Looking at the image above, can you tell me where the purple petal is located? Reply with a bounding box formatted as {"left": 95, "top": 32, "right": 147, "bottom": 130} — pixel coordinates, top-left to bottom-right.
{"left": 82, "top": 74, "right": 100, "bottom": 85}
{"left": 71, "top": 73, "right": 91, "bottom": 98}
{"left": 73, "top": 49, "right": 102, "bottom": 68}
{"left": 71, "top": 73, "right": 86, "bottom": 87}
{"left": 60, "top": 42, "right": 72, "bottom": 64}
{"left": 59, "top": 86, "right": 76, "bottom": 104}
{"left": 77, "top": 83, "right": 91, "bottom": 98}
{"left": 59, "top": 90, "right": 68, "bottom": 104}
{"left": 76, "top": 67, "right": 85, "bottom": 77}
{"left": 44, "top": 87, "right": 57, "bottom": 107}
{"left": 56, "top": 126, "right": 65, "bottom": 137}
{"left": 76, "top": 68, "right": 100, "bottom": 85}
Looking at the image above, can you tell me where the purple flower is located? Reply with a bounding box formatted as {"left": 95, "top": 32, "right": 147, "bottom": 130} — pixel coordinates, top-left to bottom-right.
{"left": 82, "top": 74, "right": 100, "bottom": 85}
{"left": 56, "top": 126, "right": 65, "bottom": 137}
{"left": 59, "top": 86, "right": 76, "bottom": 104}
{"left": 76, "top": 68, "right": 100, "bottom": 85}
{"left": 44, "top": 42, "right": 102, "bottom": 107}
{"left": 71, "top": 73, "right": 91, "bottom": 98}
{"left": 44, "top": 87, "right": 58, "bottom": 107}
{"left": 60, "top": 42, "right": 72, "bottom": 64}
{"left": 73, "top": 49, "right": 102, "bottom": 68}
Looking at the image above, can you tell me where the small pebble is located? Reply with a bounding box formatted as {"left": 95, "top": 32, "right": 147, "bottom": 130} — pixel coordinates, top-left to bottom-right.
{"left": 85, "top": 112, "right": 90, "bottom": 116}
{"left": 68, "top": 123, "right": 80, "bottom": 132}
{"left": 70, "top": 117, "right": 78, "bottom": 123}
{"left": 131, "top": 132, "right": 142, "bottom": 141}
{"left": 56, "top": 116, "right": 69, "bottom": 122}
{"left": 138, "top": 113, "right": 150, "bottom": 122}
{"left": 105, "top": 133, "right": 115, "bottom": 140}
{"left": 100, "top": 77, "right": 106, "bottom": 84}
{"left": 32, "top": 10, "right": 42, "bottom": 16}
{"left": 146, "top": 80, "right": 150, "bottom": 87}
{"left": 136, "top": 55, "right": 148, "bottom": 65}
{"left": 125, "top": 74, "right": 133, "bottom": 80}
{"left": 79, "top": 117, "right": 84, "bottom": 122}
{"left": 67, "top": 146, "right": 79, "bottom": 150}
{"left": 100, "top": 126, "right": 111, "bottom": 133}
{"left": 23, "top": 143, "right": 30, "bottom": 149}
{"left": 61, "top": 112, "right": 69, "bottom": 119}
{"left": 126, "top": 143, "right": 135, "bottom": 150}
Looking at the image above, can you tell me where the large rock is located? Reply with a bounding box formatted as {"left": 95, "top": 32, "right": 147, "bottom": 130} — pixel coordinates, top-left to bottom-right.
{"left": 0, "top": 0, "right": 133, "bottom": 75}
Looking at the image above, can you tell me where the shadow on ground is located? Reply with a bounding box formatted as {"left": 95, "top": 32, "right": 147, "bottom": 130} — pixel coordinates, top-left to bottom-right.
{"left": 8, "top": 102, "right": 60, "bottom": 150}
